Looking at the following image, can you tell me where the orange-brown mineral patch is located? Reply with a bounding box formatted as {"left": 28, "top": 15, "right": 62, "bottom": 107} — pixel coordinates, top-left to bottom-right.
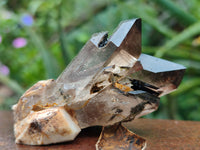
{"left": 32, "top": 103, "right": 58, "bottom": 112}
{"left": 114, "top": 82, "right": 132, "bottom": 93}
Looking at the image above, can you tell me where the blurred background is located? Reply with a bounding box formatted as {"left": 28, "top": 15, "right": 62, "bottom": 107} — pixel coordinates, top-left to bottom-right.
{"left": 0, "top": 0, "right": 200, "bottom": 121}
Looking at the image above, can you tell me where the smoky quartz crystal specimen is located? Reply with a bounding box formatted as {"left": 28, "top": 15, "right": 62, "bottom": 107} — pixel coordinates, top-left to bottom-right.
{"left": 13, "top": 18, "right": 185, "bottom": 150}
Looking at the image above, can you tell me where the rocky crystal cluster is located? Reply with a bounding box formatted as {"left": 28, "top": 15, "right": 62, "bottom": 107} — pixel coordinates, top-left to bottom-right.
{"left": 13, "top": 18, "right": 185, "bottom": 150}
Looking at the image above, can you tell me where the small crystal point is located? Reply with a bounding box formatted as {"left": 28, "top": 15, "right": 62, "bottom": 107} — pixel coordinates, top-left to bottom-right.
{"left": 13, "top": 18, "right": 185, "bottom": 150}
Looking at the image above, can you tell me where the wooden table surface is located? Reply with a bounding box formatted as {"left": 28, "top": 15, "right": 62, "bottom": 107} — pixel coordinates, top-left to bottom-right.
{"left": 0, "top": 111, "right": 200, "bottom": 150}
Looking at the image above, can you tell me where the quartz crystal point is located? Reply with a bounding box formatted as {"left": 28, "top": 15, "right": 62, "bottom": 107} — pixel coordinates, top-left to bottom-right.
{"left": 14, "top": 107, "right": 81, "bottom": 145}
{"left": 13, "top": 18, "right": 185, "bottom": 149}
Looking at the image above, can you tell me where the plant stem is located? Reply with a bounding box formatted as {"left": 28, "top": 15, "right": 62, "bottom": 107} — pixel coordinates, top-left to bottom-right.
{"left": 154, "top": 0, "right": 197, "bottom": 25}
{"left": 57, "top": 2, "right": 69, "bottom": 65}
{"left": 25, "top": 28, "right": 59, "bottom": 79}
{"left": 166, "top": 95, "right": 177, "bottom": 119}
{"left": 0, "top": 74, "right": 24, "bottom": 95}
{"left": 155, "top": 21, "right": 200, "bottom": 57}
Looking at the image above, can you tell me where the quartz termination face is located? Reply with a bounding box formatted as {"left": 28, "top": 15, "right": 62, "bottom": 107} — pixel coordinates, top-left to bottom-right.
{"left": 13, "top": 18, "right": 185, "bottom": 149}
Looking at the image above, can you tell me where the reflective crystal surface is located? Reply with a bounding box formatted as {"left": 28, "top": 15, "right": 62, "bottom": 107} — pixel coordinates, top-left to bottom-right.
{"left": 13, "top": 18, "right": 185, "bottom": 149}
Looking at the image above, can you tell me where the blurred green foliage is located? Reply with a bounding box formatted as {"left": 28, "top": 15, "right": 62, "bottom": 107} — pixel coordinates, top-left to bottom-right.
{"left": 0, "top": 0, "right": 200, "bottom": 121}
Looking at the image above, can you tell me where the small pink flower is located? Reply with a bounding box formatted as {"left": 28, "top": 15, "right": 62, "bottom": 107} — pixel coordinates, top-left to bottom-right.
{"left": 0, "top": 65, "right": 10, "bottom": 76}
{"left": 12, "top": 37, "right": 27, "bottom": 48}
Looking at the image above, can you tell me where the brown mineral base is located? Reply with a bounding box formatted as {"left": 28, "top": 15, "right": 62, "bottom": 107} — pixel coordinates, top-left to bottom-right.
{"left": 1, "top": 111, "right": 200, "bottom": 150}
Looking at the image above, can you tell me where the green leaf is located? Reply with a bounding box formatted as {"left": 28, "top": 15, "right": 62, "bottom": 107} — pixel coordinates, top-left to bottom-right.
{"left": 0, "top": 74, "right": 24, "bottom": 95}
{"left": 174, "top": 59, "right": 200, "bottom": 70}
{"left": 154, "top": 0, "right": 197, "bottom": 25}
{"left": 171, "top": 78, "right": 200, "bottom": 96}
{"left": 28, "top": 0, "right": 44, "bottom": 14}
{"left": 155, "top": 21, "right": 200, "bottom": 57}
{"left": 143, "top": 46, "right": 200, "bottom": 62}
{"left": 119, "top": 2, "right": 176, "bottom": 38}
{"left": 0, "top": 0, "right": 7, "bottom": 7}
{"left": 25, "top": 27, "right": 60, "bottom": 79}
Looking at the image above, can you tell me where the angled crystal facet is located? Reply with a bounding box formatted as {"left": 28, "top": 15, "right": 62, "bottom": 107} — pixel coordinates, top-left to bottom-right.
{"left": 129, "top": 54, "right": 186, "bottom": 96}
{"left": 13, "top": 18, "right": 185, "bottom": 149}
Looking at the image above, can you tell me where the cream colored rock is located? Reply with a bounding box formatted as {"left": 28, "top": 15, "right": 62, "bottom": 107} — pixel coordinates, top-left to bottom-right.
{"left": 14, "top": 107, "right": 81, "bottom": 145}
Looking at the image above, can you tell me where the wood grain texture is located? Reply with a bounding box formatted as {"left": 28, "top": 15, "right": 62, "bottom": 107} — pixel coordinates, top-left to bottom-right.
{"left": 1, "top": 111, "right": 200, "bottom": 150}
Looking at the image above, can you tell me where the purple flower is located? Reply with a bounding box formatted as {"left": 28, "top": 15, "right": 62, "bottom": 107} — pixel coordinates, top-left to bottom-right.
{"left": 21, "top": 14, "right": 34, "bottom": 26}
{"left": 0, "top": 65, "right": 10, "bottom": 76}
{"left": 0, "top": 35, "right": 2, "bottom": 44}
{"left": 12, "top": 37, "right": 27, "bottom": 48}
